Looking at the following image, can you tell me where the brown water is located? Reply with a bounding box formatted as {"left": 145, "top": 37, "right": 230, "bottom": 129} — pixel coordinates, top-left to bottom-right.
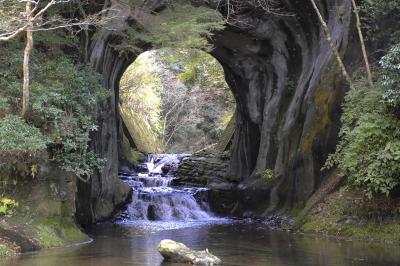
{"left": 2, "top": 221, "right": 400, "bottom": 266}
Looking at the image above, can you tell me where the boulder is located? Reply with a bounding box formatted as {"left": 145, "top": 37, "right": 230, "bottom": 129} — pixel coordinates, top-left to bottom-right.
{"left": 157, "top": 239, "right": 221, "bottom": 265}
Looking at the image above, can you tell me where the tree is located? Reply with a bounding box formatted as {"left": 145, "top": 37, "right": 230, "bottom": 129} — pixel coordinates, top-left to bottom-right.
{"left": 0, "top": 0, "right": 108, "bottom": 119}
{"left": 120, "top": 49, "right": 235, "bottom": 153}
{"left": 215, "top": 0, "right": 281, "bottom": 24}
{"left": 308, "top": 0, "right": 354, "bottom": 89}
{"left": 351, "top": 0, "right": 373, "bottom": 87}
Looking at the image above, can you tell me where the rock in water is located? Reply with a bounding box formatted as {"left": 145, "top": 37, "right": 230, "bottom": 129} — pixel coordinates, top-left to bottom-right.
{"left": 157, "top": 239, "right": 221, "bottom": 265}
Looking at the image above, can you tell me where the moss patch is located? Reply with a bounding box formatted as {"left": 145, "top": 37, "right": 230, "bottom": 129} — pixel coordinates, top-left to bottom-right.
{"left": 300, "top": 188, "right": 400, "bottom": 243}
{"left": 215, "top": 113, "right": 236, "bottom": 152}
{"left": 119, "top": 105, "right": 164, "bottom": 154}
{"left": 300, "top": 72, "right": 339, "bottom": 154}
{"left": 0, "top": 244, "right": 15, "bottom": 257}
{"left": 0, "top": 168, "right": 90, "bottom": 256}
{"left": 32, "top": 218, "right": 88, "bottom": 248}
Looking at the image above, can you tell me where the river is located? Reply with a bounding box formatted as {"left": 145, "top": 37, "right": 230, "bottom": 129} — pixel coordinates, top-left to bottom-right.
{"left": 2, "top": 154, "right": 400, "bottom": 266}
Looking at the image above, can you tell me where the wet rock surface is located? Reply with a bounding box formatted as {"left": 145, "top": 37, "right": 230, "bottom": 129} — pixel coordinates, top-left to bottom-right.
{"left": 116, "top": 154, "right": 214, "bottom": 222}
{"left": 174, "top": 152, "right": 231, "bottom": 187}
{"left": 157, "top": 239, "right": 221, "bottom": 265}
{"left": 0, "top": 164, "right": 90, "bottom": 254}
{"left": 174, "top": 153, "right": 274, "bottom": 218}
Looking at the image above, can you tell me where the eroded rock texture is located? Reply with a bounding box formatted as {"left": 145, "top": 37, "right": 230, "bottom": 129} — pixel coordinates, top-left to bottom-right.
{"left": 79, "top": 0, "right": 361, "bottom": 222}
{"left": 211, "top": 0, "right": 359, "bottom": 214}
{"left": 75, "top": 24, "right": 132, "bottom": 226}
{"left": 75, "top": 0, "right": 165, "bottom": 225}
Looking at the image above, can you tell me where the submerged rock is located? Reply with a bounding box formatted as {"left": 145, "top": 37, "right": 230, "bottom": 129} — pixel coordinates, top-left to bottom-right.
{"left": 157, "top": 239, "right": 221, "bottom": 265}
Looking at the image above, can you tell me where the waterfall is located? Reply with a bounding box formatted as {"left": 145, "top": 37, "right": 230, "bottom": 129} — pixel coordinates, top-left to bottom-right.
{"left": 119, "top": 154, "right": 213, "bottom": 221}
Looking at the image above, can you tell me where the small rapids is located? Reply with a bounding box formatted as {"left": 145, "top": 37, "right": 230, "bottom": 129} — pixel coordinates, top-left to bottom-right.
{"left": 118, "top": 154, "right": 215, "bottom": 222}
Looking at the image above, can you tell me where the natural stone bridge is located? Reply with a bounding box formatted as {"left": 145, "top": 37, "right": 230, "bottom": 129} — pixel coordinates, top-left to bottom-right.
{"left": 76, "top": 0, "right": 361, "bottom": 225}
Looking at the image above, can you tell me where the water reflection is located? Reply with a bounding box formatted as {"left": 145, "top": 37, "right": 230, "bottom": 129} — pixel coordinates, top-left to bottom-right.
{"left": 2, "top": 222, "right": 400, "bottom": 266}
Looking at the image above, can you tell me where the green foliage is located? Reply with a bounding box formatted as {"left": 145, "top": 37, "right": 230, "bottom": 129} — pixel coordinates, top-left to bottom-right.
{"left": 120, "top": 57, "right": 162, "bottom": 134}
{"left": 0, "top": 39, "right": 107, "bottom": 181}
{"left": 0, "top": 115, "right": 49, "bottom": 175}
{"left": 360, "top": 0, "right": 400, "bottom": 42}
{"left": 381, "top": 43, "right": 400, "bottom": 109}
{"left": 120, "top": 49, "right": 235, "bottom": 153}
{"left": 146, "top": 4, "right": 225, "bottom": 50}
{"left": 0, "top": 97, "right": 10, "bottom": 112}
{"left": 324, "top": 80, "right": 400, "bottom": 198}
{"left": 324, "top": 41, "right": 400, "bottom": 198}
{"left": 165, "top": 49, "right": 229, "bottom": 91}
{"left": 0, "top": 0, "right": 25, "bottom": 33}
{"left": 0, "top": 244, "right": 14, "bottom": 257}
{"left": 0, "top": 197, "right": 18, "bottom": 217}
{"left": 113, "top": 2, "right": 225, "bottom": 53}
{"left": 256, "top": 169, "right": 274, "bottom": 180}
{"left": 0, "top": 115, "right": 48, "bottom": 153}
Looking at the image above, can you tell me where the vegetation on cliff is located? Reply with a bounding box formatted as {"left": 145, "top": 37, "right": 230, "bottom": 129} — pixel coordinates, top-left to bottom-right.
{"left": 300, "top": 0, "right": 400, "bottom": 240}
{"left": 1, "top": 0, "right": 400, "bottom": 256}
{"left": 0, "top": 38, "right": 107, "bottom": 182}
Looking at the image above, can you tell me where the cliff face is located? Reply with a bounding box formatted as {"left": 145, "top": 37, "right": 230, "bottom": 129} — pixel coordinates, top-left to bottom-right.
{"left": 77, "top": 0, "right": 360, "bottom": 223}
{"left": 75, "top": 1, "right": 164, "bottom": 225}
{"left": 211, "top": 0, "right": 361, "bottom": 214}
{"left": 75, "top": 32, "right": 133, "bottom": 225}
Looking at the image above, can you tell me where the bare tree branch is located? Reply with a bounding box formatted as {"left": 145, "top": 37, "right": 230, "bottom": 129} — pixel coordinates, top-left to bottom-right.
{"left": 0, "top": 25, "right": 28, "bottom": 42}
{"left": 351, "top": 0, "right": 373, "bottom": 87}
{"left": 309, "top": 0, "right": 354, "bottom": 89}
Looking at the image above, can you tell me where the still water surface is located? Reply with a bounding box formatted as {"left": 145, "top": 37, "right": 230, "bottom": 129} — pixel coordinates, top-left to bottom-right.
{"left": 2, "top": 221, "right": 400, "bottom": 266}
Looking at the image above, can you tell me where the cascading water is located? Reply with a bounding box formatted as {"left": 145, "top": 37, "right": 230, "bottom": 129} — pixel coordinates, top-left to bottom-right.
{"left": 119, "top": 154, "right": 214, "bottom": 222}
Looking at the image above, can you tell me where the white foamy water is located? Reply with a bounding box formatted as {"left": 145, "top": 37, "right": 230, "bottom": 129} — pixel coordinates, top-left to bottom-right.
{"left": 120, "top": 154, "right": 216, "bottom": 222}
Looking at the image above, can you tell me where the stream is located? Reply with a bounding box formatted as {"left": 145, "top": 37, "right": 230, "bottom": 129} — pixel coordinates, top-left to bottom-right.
{"left": 2, "top": 154, "right": 400, "bottom": 266}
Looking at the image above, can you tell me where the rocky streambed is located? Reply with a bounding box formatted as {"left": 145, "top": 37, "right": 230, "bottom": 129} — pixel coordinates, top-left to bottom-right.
{"left": 171, "top": 152, "right": 284, "bottom": 223}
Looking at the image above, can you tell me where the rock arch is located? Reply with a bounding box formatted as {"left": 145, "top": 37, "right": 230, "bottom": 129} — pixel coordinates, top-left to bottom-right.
{"left": 75, "top": 0, "right": 361, "bottom": 224}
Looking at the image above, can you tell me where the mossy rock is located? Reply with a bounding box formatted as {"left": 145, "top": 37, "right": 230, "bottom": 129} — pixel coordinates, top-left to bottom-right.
{"left": 119, "top": 105, "right": 164, "bottom": 154}
{"left": 215, "top": 114, "right": 236, "bottom": 152}
{"left": 300, "top": 187, "right": 400, "bottom": 243}
{"left": 0, "top": 165, "right": 90, "bottom": 255}
{"left": 0, "top": 244, "right": 15, "bottom": 257}
{"left": 32, "top": 218, "right": 88, "bottom": 248}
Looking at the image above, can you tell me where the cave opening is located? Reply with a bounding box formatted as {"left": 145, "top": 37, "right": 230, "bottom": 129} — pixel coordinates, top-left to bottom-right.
{"left": 118, "top": 48, "right": 236, "bottom": 160}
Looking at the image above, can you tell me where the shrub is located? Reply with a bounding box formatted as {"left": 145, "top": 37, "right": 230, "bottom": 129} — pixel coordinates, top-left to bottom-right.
{"left": 324, "top": 81, "right": 400, "bottom": 198}
{"left": 0, "top": 197, "right": 18, "bottom": 217}
{"left": 381, "top": 43, "right": 400, "bottom": 111}
{"left": 360, "top": 0, "right": 400, "bottom": 42}
{"left": 0, "top": 40, "right": 108, "bottom": 182}
{"left": 0, "top": 115, "right": 49, "bottom": 166}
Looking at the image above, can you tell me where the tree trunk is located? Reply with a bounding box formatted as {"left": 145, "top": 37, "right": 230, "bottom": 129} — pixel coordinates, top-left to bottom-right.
{"left": 351, "top": 0, "right": 373, "bottom": 87}
{"left": 309, "top": 0, "right": 354, "bottom": 89}
{"left": 21, "top": 2, "right": 33, "bottom": 120}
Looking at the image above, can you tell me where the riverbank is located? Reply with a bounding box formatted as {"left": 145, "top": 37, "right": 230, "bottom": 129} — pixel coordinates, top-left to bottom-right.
{"left": 0, "top": 166, "right": 90, "bottom": 258}
{"left": 3, "top": 221, "right": 400, "bottom": 265}
{"left": 175, "top": 153, "right": 400, "bottom": 245}
{"left": 297, "top": 188, "right": 400, "bottom": 244}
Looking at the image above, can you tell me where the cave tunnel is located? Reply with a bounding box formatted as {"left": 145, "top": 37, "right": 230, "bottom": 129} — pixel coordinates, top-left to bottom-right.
{"left": 75, "top": 0, "right": 361, "bottom": 225}
{"left": 118, "top": 48, "right": 236, "bottom": 158}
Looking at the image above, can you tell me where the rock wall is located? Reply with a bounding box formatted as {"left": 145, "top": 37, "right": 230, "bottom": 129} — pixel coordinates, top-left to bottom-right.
{"left": 75, "top": 31, "right": 133, "bottom": 225}
{"left": 80, "top": 0, "right": 362, "bottom": 222}
{"left": 1, "top": 164, "right": 89, "bottom": 254}
{"left": 75, "top": 0, "right": 165, "bottom": 225}
{"left": 211, "top": 0, "right": 361, "bottom": 214}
